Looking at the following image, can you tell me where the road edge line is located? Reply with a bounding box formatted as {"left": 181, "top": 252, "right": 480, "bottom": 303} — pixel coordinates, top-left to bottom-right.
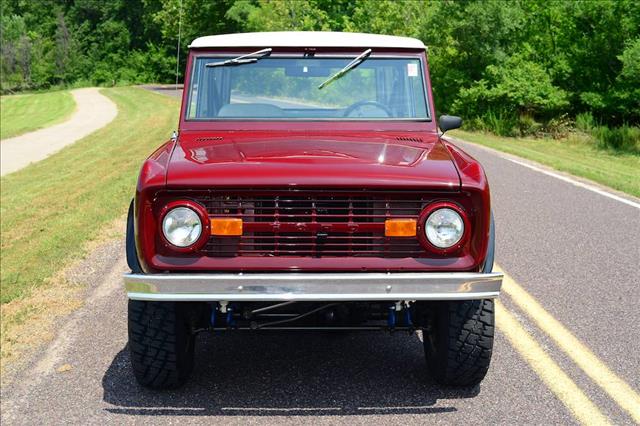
{"left": 504, "top": 157, "right": 640, "bottom": 210}
{"left": 447, "top": 136, "right": 640, "bottom": 210}
{"left": 496, "top": 265, "right": 640, "bottom": 423}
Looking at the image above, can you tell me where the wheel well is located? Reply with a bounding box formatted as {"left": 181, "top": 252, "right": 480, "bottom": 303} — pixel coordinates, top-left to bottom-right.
{"left": 482, "top": 211, "right": 495, "bottom": 273}
{"left": 126, "top": 199, "right": 143, "bottom": 273}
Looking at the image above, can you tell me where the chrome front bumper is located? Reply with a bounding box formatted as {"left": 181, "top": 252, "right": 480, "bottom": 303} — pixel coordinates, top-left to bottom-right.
{"left": 124, "top": 272, "right": 503, "bottom": 302}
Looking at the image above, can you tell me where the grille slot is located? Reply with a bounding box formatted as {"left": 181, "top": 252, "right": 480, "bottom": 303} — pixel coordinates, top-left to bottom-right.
{"left": 163, "top": 190, "right": 430, "bottom": 258}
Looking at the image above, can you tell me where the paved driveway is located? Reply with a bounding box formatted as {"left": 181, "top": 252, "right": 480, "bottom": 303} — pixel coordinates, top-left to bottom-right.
{"left": 0, "top": 88, "right": 117, "bottom": 176}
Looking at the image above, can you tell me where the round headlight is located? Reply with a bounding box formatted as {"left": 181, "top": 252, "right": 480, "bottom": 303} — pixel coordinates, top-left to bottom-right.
{"left": 425, "top": 208, "right": 465, "bottom": 248}
{"left": 162, "top": 207, "right": 202, "bottom": 247}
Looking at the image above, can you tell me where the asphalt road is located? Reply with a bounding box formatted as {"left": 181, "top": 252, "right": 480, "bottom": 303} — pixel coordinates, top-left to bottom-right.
{"left": 2, "top": 113, "right": 639, "bottom": 423}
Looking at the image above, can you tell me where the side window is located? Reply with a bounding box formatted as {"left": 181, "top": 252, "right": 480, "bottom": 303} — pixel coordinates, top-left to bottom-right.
{"left": 187, "top": 62, "right": 201, "bottom": 119}
{"left": 409, "top": 63, "right": 427, "bottom": 118}
{"left": 188, "top": 59, "right": 231, "bottom": 118}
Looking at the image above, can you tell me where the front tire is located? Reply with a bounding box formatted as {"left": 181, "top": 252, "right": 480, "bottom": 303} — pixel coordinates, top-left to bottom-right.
{"left": 423, "top": 299, "right": 495, "bottom": 387}
{"left": 128, "top": 300, "right": 195, "bottom": 389}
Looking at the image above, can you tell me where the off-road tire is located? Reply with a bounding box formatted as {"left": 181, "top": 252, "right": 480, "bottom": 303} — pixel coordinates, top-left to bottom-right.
{"left": 128, "top": 300, "right": 195, "bottom": 389}
{"left": 424, "top": 299, "right": 495, "bottom": 387}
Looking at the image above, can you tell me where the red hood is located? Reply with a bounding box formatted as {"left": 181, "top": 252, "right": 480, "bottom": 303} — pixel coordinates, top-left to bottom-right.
{"left": 166, "top": 131, "right": 460, "bottom": 190}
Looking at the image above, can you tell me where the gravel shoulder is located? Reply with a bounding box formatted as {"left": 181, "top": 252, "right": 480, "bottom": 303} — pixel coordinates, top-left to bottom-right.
{"left": 0, "top": 88, "right": 117, "bottom": 176}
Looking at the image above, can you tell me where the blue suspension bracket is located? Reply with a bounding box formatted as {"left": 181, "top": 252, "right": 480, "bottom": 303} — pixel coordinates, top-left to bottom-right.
{"left": 210, "top": 304, "right": 217, "bottom": 328}
{"left": 226, "top": 305, "right": 236, "bottom": 328}
{"left": 402, "top": 302, "right": 416, "bottom": 335}
{"left": 387, "top": 305, "right": 396, "bottom": 329}
{"left": 404, "top": 305, "right": 413, "bottom": 328}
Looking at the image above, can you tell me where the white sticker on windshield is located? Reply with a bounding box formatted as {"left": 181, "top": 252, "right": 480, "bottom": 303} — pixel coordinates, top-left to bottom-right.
{"left": 407, "top": 63, "right": 418, "bottom": 77}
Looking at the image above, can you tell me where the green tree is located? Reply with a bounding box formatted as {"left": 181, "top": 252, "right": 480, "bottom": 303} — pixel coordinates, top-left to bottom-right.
{"left": 452, "top": 55, "right": 568, "bottom": 118}
{"left": 0, "top": 0, "right": 638, "bottom": 133}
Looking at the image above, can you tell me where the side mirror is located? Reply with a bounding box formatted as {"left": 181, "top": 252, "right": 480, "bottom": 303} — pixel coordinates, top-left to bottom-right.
{"left": 438, "top": 115, "right": 463, "bottom": 134}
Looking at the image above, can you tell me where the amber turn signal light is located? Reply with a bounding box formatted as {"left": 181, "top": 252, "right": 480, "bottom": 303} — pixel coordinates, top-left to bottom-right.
{"left": 384, "top": 218, "right": 417, "bottom": 237}
{"left": 211, "top": 218, "right": 243, "bottom": 236}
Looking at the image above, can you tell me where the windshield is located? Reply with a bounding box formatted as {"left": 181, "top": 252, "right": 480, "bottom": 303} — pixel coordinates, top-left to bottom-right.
{"left": 186, "top": 56, "right": 429, "bottom": 121}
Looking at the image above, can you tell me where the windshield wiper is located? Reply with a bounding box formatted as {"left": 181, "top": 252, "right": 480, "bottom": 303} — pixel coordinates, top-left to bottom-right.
{"left": 206, "top": 48, "right": 272, "bottom": 68}
{"left": 317, "top": 49, "right": 372, "bottom": 90}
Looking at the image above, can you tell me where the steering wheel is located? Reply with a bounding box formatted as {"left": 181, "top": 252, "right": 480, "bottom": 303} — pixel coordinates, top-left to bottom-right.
{"left": 343, "top": 100, "right": 393, "bottom": 118}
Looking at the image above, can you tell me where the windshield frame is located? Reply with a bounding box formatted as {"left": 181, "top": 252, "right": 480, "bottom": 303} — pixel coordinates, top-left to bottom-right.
{"left": 183, "top": 51, "right": 433, "bottom": 123}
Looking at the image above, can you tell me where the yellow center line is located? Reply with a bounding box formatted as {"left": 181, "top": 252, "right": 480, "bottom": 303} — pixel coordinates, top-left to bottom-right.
{"left": 495, "top": 300, "right": 611, "bottom": 425}
{"left": 496, "top": 264, "right": 640, "bottom": 423}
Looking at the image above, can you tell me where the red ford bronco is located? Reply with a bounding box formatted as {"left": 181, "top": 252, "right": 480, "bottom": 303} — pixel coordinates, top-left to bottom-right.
{"left": 125, "top": 32, "right": 503, "bottom": 389}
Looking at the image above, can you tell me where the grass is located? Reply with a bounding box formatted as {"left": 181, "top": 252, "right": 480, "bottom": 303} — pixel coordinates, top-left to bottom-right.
{"left": 451, "top": 130, "right": 640, "bottom": 198}
{"left": 0, "top": 87, "right": 179, "bottom": 305}
{"left": 0, "top": 90, "right": 76, "bottom": 139}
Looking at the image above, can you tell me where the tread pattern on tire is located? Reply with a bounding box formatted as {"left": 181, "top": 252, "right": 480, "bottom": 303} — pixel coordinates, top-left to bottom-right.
{"left": 128, "top": 300, "right": 194, "bottom": 389}
{"left": 426, "top": 299, "right": 495, "bottom": 387}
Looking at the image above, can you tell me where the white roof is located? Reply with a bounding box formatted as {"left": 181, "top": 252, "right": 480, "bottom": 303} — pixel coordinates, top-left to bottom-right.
{"left": 189, "top": 31, "right": 425, "bottom": 50}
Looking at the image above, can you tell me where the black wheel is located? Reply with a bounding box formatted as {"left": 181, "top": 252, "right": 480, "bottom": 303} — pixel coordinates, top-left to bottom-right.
{"left": 423, "top": 299, "right": 495, "bottom": 387}
{"left": 128, "top": 300, "right": 196, "bottom": 389}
